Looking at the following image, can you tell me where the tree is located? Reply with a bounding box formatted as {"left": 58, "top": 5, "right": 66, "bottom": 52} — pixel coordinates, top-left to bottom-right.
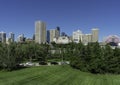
{"left": 88, "top": 42, "right": 103, "bottom": 73}
{"left": 0, "top": 43, "right": 23, "bottom": 71}
{"left": 70, "top": 42, "right": 120, "bottom": 74}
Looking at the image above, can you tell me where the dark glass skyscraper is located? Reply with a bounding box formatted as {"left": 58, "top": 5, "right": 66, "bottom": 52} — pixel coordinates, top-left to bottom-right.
{"left": 47, "top": 30, "right": 50, "bottom": 43}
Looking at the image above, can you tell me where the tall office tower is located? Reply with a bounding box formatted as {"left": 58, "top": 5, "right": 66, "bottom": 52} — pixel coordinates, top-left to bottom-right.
{"left": 56, "top": 26, "right": 60, "bottom": 36}
{"left": 49, "top": 28, "right": 60, "bottom": 43}
{"left": 35, "top": 21, "right": 46, "bottom": 44}
{"left": 73, "top": 30, "right": 83, "bottom": 43}
{"left": 9, "top": 32, "right": 15, "bottom": 42}
{"left": 32, "top": 34, "right": 35, "bottom": 40}
{"left": 49, "top": 29, "right": 55, "bottom": 43}
{"left": 0, "top": 31, "right": 6, "bottom": 43}
{"left": 91, "top": 28, "right": 99, "bottom": 42}
{"left": 47, "top": 30, "right": 50, "bottom": 43}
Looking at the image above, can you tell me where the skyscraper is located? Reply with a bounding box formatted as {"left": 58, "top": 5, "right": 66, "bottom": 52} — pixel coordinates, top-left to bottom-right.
{"left": 47, "top": 30, "right": 50, "bottom": 43}
{"left": 56, "top": 26, "right": 60, "bottom": 36}
{"left": 9, "top": 32, "right": 14, "bottom": 42}
{"left": 0, "top": 31, "right": 6, "bottom": 43}
{"left": 91, "top": 28, "right": 99, "bottom": 42}
{"left": 32, "top": 34, "right": 35, "bottom": 40}
{"left": 49, "top": 28, "right": 60, "bottom": 43}
{"left": 35, "top": 21, "right": 46, "bottom": 44}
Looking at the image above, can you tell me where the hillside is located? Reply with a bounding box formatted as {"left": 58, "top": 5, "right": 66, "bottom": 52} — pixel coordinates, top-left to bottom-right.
{"left": 0, "top": 65, "right": 120, "bottom": 85}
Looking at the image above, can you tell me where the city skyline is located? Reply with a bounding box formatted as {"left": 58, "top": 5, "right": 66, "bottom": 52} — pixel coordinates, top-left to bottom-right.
{"left": 0, "top": 0, "right": 120, "bottom": 41}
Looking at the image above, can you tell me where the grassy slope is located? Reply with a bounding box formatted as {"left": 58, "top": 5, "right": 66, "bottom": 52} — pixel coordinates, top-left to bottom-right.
{"left": 0, "top": 65, "right": 120, "bottom": 85}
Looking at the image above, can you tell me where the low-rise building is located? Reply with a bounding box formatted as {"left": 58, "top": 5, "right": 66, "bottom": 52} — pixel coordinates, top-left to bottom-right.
{"left": 53, "top": 36, "right": 71, "bottom": 44}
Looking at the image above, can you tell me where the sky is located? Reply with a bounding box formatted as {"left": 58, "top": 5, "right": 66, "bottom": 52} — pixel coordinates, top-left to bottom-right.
{"left": 0, "top": 0, "right": 120, "bottom": 41}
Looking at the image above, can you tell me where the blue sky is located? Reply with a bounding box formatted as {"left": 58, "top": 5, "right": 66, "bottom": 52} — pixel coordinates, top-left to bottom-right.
{"left": 0, "top": 0, "right": 120, "bottom": 41}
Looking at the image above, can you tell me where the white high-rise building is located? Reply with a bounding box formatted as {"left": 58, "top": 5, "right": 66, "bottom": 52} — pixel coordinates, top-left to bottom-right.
{"left": 73, "top": 30, "right": 83, "bottom": 43}
{"left": 92, "top": 28, "right": 99, "bottom": 42}
{"left": 35, "top": 21, "right": 46, "bottom": 44}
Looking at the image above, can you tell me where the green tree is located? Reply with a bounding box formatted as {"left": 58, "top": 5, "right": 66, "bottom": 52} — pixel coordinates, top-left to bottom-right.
{"left": 0, "top": 43, "right": 22, "bottom": 71}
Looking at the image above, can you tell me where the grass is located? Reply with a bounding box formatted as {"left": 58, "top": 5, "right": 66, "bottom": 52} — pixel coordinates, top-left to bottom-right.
{"left": 0, "top": 65, "right": 120, "bottom": 85}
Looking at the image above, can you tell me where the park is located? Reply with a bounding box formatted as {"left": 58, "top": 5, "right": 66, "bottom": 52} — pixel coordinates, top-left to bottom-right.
{"left": 0, "top": 65, "right": 120, "bottom": 85}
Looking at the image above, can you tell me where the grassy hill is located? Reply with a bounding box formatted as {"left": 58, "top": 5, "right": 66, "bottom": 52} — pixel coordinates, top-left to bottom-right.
{"left": 0, "top": 65, "right": 120, "bottom": 85}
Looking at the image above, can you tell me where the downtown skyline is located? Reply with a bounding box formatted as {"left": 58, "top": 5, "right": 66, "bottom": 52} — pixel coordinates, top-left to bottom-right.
{"left": 0, "top": 0, "right": 120, "bottom": 41}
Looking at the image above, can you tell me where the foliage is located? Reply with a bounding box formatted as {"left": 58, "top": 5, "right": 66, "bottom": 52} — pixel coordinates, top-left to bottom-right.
{"left": 0, "top": 43, "right": 49, "bottom": 71}
{"left": 0, "top": 43, "right": 22, "bottom": 71}
{"left": 70, "top": 42, "right": 120, "bottom": 74}
{"left": 0, "top": 41, "right": 120, "bottom": 74}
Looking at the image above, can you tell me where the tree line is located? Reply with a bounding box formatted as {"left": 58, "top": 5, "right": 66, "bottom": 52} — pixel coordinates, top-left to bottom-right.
{"left": 0, "top": 42, "right": 49, "bottom": 71}
{"left": 0, "top": 41, "right": 120, "bottom": 74}
{"left": 69, "top": 42, "right": 120, "bottom": 74}
{"left": 51, "top": 42, "right": 120, "bottom": 74}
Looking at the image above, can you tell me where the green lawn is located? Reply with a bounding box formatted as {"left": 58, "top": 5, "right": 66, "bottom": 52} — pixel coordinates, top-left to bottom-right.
{"left": 0, "top": 65, "right": 120, "bottom": 85}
